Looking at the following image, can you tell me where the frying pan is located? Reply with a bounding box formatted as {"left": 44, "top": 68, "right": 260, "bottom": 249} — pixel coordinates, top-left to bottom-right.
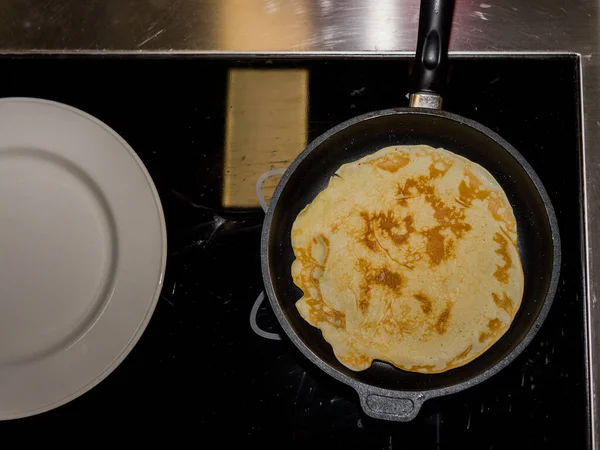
{"left": 261, "top": 0, "right": 560, "bottom": 421}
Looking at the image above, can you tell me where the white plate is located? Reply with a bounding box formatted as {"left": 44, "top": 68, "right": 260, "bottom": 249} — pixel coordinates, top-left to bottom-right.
{"left": 0, "top": 98, "right": 166, "bottom": 419}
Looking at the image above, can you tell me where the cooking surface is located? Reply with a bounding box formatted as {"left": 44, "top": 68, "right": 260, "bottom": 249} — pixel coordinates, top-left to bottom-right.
{"left": 0, "top": 56, "right": 587, "bottom": 447}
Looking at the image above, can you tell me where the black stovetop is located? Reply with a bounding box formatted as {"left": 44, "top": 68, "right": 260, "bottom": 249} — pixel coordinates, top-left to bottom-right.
{"left": 0, "top": 56, "right": 588, "bottom": 448}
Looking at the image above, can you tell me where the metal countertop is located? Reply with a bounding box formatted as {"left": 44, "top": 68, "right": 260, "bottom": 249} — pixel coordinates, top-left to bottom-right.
{"left": 1, "top": 0, "right": 597, "bottom": 446}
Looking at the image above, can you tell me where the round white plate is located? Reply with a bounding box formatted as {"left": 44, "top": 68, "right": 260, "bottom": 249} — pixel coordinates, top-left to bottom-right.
{"left": 0, "top": 98, "right": 166, "bottom": 419}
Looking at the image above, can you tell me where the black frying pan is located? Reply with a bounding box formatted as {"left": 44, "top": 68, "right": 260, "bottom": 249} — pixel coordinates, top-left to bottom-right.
{"left": 261, "top": 0, "right": 560, "bottom": 421}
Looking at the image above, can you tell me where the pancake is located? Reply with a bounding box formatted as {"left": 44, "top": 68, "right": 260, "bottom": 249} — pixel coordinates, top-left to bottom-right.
{"left": 290, "top": 145, "right": 524, "bottom": 373}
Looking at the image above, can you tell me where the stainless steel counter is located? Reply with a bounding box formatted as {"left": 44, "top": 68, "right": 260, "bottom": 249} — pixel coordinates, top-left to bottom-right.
{"left": 1, "top": 0, "right": 598, "bottom": 445}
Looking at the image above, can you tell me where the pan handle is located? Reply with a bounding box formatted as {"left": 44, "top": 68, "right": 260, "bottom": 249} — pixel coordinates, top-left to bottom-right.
{"left": 409, "top": 0, "right": 455, "bottom": 109}
{"left": 357, "top": 389, "right": 427, "bottom": 421}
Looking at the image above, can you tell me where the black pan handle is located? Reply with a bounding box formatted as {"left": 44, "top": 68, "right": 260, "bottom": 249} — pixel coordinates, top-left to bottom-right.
{"left": 410, "top": 0, "right": 456, "bottom": 109}
{"left": 357, "top": 388, "right": 428, "bottom": 422}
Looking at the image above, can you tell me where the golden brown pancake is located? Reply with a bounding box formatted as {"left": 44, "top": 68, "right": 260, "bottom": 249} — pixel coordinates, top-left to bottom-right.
{"left": 291, "top": 145, "right": 524, "bottom": 373}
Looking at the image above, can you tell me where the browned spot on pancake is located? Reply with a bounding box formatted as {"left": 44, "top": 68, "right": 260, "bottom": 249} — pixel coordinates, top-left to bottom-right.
{"left": 396, "top": 185, "right": 413, "bottom": 206}
{"left": 488, "top": 196, "right": 517, "bottom": 233}
{"left": 479, "top": 318, "right": 502, "bottom": 343}
{"left": 377, "top": 211, "right": 399, "bottom": 232}
{"left": 311, "top": 234, "right": 331, "bottom": 262}
{"left": 338, "top": 352, "right": 370, "bottom": 369}
{"left": 359, "top": 211, "right": 415, "bottom": 251}
{"left": 293, "top": 237, "right": 346, "bottom": 329}
{"left": 460, "top": 170, "right": 516, "bottom": 232}
{"left": 455, "top": 197, "right": 470, "bottom": 208}
{"left": 409, "top": 364, "right": 437, "bottom": 372}
{"left": 396, "top": 175, "right": 472, "bottom": 265}
{"left": 373, "top": 153, "right": 410, "bottom": 173}
{"left": 455, "top": 345, "right": 473, "bottom": 360}
{"left": 397, "top": 319, "right": 420, "bottom": 335}
{"left": 357, "top": 299, "right": 369, "bottom": 315}
{"left": 294, "top": 247, "right": 324, "bottom": 270}
{"left": 414, "top": 292, "right": 433, "bottom": 314}
{"left": 429, "top": 157, "right": 452, "bottom": 178}
{"left": 330, "top": 222, "right": 340, "bottom": 233}
{"left": 380, "top": 213, "right": 415, "bottom": 247}
{"left": 304, "top": 298, "right": 346, "bottom": 328}
{"left": 435, "top": 303, "right": 452, "bottom": 334}
{"left": 319, "top": 234, "right": 330, "bottom": 258}
{"left": 395, "top": 216, "right": 416, "bottom": 246}
{"left": 359, "top": 211, "right": 379, "bottom": 251}
{"left": 381, "top": 312, "right": 420, "bottom": 339}
{"left": 382, "top": 213, "right": 415, "bottom": 246}
{"left": 446, "top": 345, "right": 473, "bottom": 369}
{"left": 325, "top": 308, "right": 346, "bottom": 328}
{"left": 396, "top": 302, "right": 413, "bottom": 321}
{"left": 459, "top": 168, "right": 491, "bottom": 205}
{"left": 424, "top": 227, "right": 446, "bottom": 265}
{"left": 398, "top": 177, "right": 467, "bottom": 235}
{"left": 493, "top": 232, "right": 512, "bottom": 284}
{"left": 372, "top": 268, "right": 403, "bottom": 290}
{"left": 489, "top": 318, "right": 501, "bottom": 330}
{"left": 357, "top": 259, "right": 403, "bottom": 313}
{"left": 493, "top": 292, "right": 514, "bottom": 316}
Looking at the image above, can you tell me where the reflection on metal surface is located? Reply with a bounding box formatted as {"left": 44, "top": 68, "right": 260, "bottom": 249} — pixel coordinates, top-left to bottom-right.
{"left": 222, "top": 68, "right": 307, "bottom": 207}
{"left": 217, "top": 0, "right": 311, "bottom": 50}
{"left": 1, "top": 0, "right": 600, "bottom": 446}
{"left": 582, "top": 56, "right": 599, "bottom": 450}
{"left": 364, "top": 0, "right": 404, "bottom": 51}
{"left": 0, "top": 0, "right": 596, "bottom": 52}
{"left": 409, "top": 92, "right": 443, "bottom": 109}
